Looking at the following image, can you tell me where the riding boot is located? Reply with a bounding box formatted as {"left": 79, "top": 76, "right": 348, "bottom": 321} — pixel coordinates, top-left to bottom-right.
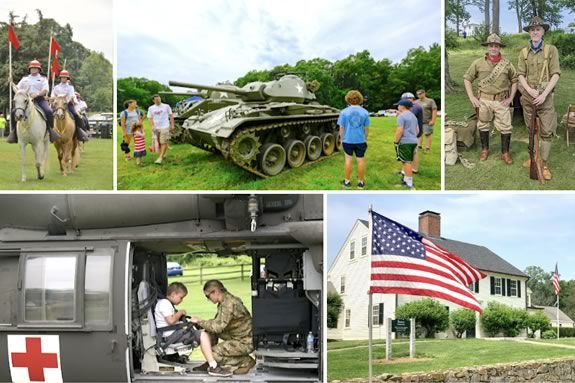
{"left": 479, "top": 130, "right": 490, "bottom": 161}
{"left": 7, "top": 110, "right": 17, "bottom": 144}
{"left": 500, "top": 134, "right": 513, "bottom": 165}
{"left": 73, "top": 115, "right": 89, "bottom": 142}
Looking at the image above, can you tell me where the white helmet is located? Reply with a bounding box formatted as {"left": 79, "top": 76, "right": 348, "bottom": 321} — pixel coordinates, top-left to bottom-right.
{"left": 401, "top": 92, "right": 415, "bottom": 99}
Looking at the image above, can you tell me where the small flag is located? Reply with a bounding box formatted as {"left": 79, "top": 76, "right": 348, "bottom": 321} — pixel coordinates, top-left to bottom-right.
{"left": 50, "top": 37, "right": 61, "bottom": 56}
{"left": 370, "top": 211, "right": 486, "bottom": 313}
{"left": 7, "top": 25, "right": 20, "bottom": 50}
{"left": 552, "top": 263, "right": 560, "bottom": 296}
{"left": 51, "top": 56, "right": 60, "bottom": 76}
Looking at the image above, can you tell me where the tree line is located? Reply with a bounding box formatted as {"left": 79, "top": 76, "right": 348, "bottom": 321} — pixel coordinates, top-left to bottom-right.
{"left": 117, "top": 45, "right": 441, "bottom": 113}
{"left": 0, "top": 10, "right": 113, "bottom": 113}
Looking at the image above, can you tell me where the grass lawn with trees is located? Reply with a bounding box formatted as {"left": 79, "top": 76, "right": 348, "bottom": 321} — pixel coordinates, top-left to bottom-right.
{"left": 445, "top": 34, "right": 575, "bottom": 190}
{"left": 117, "top": 117, "right": 441, "bottom": 190}
{"left": 0, "top": 138, "right": 113, "bottom": 189}
{"left": 327, "top": 338, "right": 575, "bottom": 381}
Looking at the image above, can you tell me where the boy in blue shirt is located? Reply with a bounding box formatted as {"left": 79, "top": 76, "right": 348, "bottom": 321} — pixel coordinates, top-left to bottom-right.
{"left": 394, "top": 99, "right": 419, "bottom": 190}
{"left": 338, "top": 90, "right": 370, "bottom": 189}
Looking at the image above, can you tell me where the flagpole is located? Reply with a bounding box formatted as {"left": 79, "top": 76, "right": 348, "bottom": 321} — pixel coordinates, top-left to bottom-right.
{"left": 9, "top": 39, "right": 12, "bottom": 130}
{"left": 47, "top": 30, "right": 53, "bottom": 93}
{"left": 557, "top": 293, "right": 560, "bottom": 339}
{"left": 368, "top": 204, "right": 373, "bottom": 383}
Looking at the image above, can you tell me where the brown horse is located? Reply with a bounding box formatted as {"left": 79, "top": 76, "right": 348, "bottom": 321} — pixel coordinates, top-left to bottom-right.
{"left": 50, "top": 95, "right": 80, "bottom": 176}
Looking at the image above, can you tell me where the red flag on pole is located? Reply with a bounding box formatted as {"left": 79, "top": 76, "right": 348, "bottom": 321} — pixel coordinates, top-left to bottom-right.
{"left": 7, "top": 25, "right": 20, "bottom": 50}
{"left": 51, "top": 56, "right": 60, "bottom": 76}
{"left": 50, "top": 37, "right": 61, "bottom": 56}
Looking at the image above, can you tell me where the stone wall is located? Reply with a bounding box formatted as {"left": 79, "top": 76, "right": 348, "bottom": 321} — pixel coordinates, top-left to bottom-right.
{"left": 332, "top": 358, "right": 575, "bottom": 382}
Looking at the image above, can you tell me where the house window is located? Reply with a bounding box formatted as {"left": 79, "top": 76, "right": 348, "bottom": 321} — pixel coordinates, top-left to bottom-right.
{"left": 345, "top": 309, "right": 351, "bottom": 328}
{"left": 510, "top": 280, "right": 517, "bottom": 297}
{"left": 469, "top": 281, "right": 479, "bottom": 293}
{"left": 372, "top": 305, "right": 379, "bottom": 326}
{"left": 350, "top": 241, "right": 355, "bottom": 260}
{"left": 361, "top": 236, "right": 368, "bottom": 256}
{"left": 340, "top": 276, "right": 346, "bottom": 294}
{"left": 24, "top": 255, "right": 77, "bottom": 322}
{"left": 494, "top": 277, "right": 502, "bottom": 295}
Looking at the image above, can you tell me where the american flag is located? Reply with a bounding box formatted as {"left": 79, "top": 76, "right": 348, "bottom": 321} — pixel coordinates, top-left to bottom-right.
{"left": 369, "top": 211, "right": 486, "bottom": 313}
{"left": 552, "top": 263, "right": 560, "bottom": 296}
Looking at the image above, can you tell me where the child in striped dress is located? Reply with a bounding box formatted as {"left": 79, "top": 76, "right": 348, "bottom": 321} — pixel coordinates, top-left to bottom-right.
{"left": 132, "top": 122, "right": 147, "bottom": 165}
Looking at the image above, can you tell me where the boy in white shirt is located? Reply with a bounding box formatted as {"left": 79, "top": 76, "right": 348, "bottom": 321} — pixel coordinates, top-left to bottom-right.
{"left": 154, "top": 282, "right": 232, "bottom": 377}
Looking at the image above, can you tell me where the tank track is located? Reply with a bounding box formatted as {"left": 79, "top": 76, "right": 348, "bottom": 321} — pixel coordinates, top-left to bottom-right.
{"left": 228, "top": 116, "right": 340, "bottom": 178}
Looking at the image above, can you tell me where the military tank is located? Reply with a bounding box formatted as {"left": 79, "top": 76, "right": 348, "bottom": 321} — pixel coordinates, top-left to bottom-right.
{"left": 168, "top": 74, "right": 341, "bottom": 177}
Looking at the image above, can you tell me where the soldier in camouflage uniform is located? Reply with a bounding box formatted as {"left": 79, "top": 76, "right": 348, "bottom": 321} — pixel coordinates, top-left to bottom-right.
{"left": 518, "top": 16, "right": 561, "bottom": 180}
{"left": 464, "top": 33, "right": 518, "bottom": 164}
{"left": 191, "top": 280, "right": 255, "bottom": 374}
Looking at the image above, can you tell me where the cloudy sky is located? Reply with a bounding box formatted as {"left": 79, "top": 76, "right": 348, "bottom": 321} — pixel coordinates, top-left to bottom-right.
{"left": 327, "top": 194, "right": 575, "bottom": 280}
{"left": 1, "top": 0, "right": 113, "bottom": 61}
{"left": 117, "top": 0, "right": 441, "bottom": 87}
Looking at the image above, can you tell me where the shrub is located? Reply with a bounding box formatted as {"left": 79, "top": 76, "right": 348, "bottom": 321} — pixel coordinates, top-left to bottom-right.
{"left": 450, "top": 308, "right": 476, "bottom": 338}
{"left": 542, "top": 329, "right": 557, "bottom": 339}
{"left": 396, "top": 298, "right": 449, "bottom": 338}
{"left": 472, "top": 24, "right": 490, "bottom": 45}
{"left": 327, "top": 292, "right": 343, "bottom": 329}
{"left": 526, "top": 311, "right": 551, "bottom": 337}
{"left": 481, "top": 302, "right": 528, "bottom": 337}
{"left": 551, "top": 327, "right": 575, "bottom": 338}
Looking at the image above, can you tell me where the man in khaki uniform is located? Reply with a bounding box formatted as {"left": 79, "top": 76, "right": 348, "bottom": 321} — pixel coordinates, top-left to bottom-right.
{"left": 191, "top": 280, "right": 255, "bottom": 375}
{"left": 518, "top": 16, "right": 561, "bottom": 180}
{"left": 464, "top": 33, "right": 518, "bottom": 164}
{"left": 415, "top": 89, "right": 437, "bottom": 153}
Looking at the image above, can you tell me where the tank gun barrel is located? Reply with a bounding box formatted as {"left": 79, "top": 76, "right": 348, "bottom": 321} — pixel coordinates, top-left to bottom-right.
{"left": 158, "top": 91, "right": 206, "bottom": 97}
{"left": 169, "top": 81, "right": 248, "bottom": 95}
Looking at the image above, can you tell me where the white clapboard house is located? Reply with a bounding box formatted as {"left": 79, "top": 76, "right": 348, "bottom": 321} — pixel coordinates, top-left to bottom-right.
{"left": 327, "top": 211, "right": 529, "bottom": 340}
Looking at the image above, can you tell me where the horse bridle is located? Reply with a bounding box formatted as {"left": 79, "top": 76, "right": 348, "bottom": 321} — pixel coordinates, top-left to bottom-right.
{"left": 53, "top": 105, "right": 68, "bottom": 120}
{"left": 13, "top": 96, "right": 29, "bottom": 120}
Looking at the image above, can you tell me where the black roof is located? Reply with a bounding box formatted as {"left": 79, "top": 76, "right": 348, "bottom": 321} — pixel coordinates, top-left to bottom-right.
{"left": 359, "top": 219, "right": 368, "bottom": 227}
{"left": 429, "top": 236, "right": 528, "bottom": 278}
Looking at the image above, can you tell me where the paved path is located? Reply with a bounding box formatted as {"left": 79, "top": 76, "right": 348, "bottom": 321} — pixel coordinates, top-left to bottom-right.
{"left": 328, "top": 340, "right": 442, "bottom": 353}
{"left": 514, "top": 339, "right": 575, "bottom": 349}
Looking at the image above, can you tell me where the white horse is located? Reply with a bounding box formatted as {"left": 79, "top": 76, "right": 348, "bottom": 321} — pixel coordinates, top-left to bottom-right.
{"left": 11, "top": 84, "right": 50, "bottom": 182}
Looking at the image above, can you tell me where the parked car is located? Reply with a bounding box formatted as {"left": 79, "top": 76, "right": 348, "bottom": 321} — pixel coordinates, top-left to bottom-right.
{"left": 88, "top": 112, "right": 114, "bottom": 138}
{"left": 167, "top": 261, "right": 183, "bottom": 276}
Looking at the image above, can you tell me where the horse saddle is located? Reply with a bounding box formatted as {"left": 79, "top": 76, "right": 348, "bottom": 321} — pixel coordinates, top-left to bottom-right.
{"left": 34, "top": 104, "right": 48, "bottom": 121}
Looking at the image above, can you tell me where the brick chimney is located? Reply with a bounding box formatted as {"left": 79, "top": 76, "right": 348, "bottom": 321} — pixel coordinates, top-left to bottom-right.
{"left": 418, "top": 211, "right": 441, "bottom": 238}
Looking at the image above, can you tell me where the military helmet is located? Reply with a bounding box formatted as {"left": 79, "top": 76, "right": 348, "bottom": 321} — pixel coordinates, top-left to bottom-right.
{"left": 523, "top": 16, "right": 549, "bottom": 32}
{"left": 59, "top": 70, "right": 71, "bottom": 78}
{"left": 481, "top": 33, "right": 506, "bottom": 47}
{"left": 28, "top": 59, "right": 42, "bottom": 71}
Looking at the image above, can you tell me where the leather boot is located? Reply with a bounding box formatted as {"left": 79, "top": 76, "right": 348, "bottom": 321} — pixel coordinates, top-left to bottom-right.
{"left": 479, "top": 130, "right": 490, "bottom": 161}
{"left": 48, "top": 127, "right": 61, "bottom": 143}
{"left": 542, "top": 162, "right": 552, "bottom": 180}
{"left": 74, "top": 117, "right": 90, "bottom": 142}
{"left": 500, "top": 134, "right": 513, "bottom": 165}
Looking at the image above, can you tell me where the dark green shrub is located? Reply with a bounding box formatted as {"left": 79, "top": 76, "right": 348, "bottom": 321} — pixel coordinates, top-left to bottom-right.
{"left": 450, "top": 308, "right": 476, "bottom": 338}
{"left": 396, "top": 298, "right": 449, "bottom": 338}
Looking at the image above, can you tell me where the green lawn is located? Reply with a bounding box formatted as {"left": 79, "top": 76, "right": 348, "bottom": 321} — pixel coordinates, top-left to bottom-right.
{"left": 445, "top": 35, "right": 575, "bottom": 190}
{"left": 117, "top": 118, "right": 441, "bottom": 190}
{"left": 327, "top": 338, "right": 575, "bottom": 381}
{"left": 0, "top": 137, "right": 113, "bottom": 190}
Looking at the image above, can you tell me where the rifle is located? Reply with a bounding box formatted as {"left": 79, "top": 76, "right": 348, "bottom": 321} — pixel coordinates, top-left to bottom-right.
{"left": 528, "top": 105, "right": 545, "bottom": 184}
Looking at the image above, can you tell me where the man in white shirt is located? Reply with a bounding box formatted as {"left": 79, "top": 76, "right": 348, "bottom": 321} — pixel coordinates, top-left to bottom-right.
{"left": 154, "top": 282, "right": 232, "bottom": 377}
{"left": 51, "top": 70, "right": 89, "bottom": 142}
{"left": 147, "top": 94, "right": 174, "bottom": 164}
{"left": 75, "top": 92, "right": 90, "bottom": 131}
{"left": 8, "top": 60, "right": 60, "bottom": 144}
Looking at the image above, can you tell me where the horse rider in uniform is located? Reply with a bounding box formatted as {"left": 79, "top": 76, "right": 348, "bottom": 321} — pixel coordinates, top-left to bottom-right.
{"left": 75, "top": 92, "right": 90, "bottom": 130}
{"left": 518, "top": 16, "right": 561, "bottom": 180}
{"left": 51, "top": 70, "right": 90, "bottom": 142}
{"left": 8, "top": 59, "right": 60, "bottom": 144}
{"left": 191, "top": 280, "right": 256, "bottom": 375}
{"left": 464, "top": 33, "right": 518, "bottom": 164}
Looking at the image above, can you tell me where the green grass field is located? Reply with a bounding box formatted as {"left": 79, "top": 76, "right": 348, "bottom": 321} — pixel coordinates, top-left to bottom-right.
{"left": 446, "top": 35, "right": 575, "bottom": 190}
{"left": 117, "top": 118, "right": 441, "bottom": 190}
{"left": 327, "top": 338, "right": 575, "bottom": 381}
{"left": 0, "top": 137, "right": 113, "bottom": 190}
{"left": 534, "top": 338, "right": 575, "bottom": 346}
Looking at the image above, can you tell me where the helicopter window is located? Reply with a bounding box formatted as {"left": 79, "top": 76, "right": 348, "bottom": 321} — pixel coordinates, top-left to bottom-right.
{"left": 24, "top": 255, "right": 77, "bottom": 322}
{"left": 0, "top": 256, "right": 18, "bottom": 326}
{"left": 85, "top": 252, "right": 113, "bottom": 325}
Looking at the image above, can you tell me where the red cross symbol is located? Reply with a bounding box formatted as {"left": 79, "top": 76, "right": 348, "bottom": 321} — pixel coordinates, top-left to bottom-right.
{"left": 11, "top": 337, "right": 59, "bottom": 382}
